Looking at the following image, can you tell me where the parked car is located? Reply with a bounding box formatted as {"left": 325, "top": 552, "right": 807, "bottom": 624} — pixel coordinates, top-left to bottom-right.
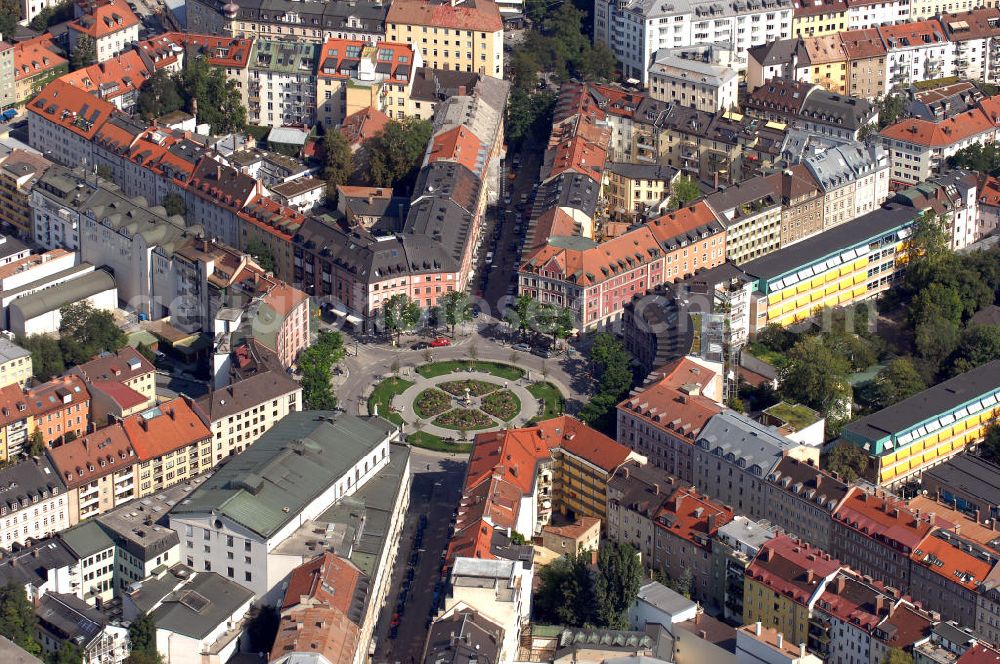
{"left": 0, "top": 109, "right": 17, "bottom": 123}
{"left": 531, "top": 347, "right": 556, "bottom": 358}
{"left": 430, "top": 337, "right": 452, "bottom": 347}
{"left": 511, "top": 343, "right": 531, "bottom": 352}
{"left": 471, "top": 305, "right": 482, "bottom": 319}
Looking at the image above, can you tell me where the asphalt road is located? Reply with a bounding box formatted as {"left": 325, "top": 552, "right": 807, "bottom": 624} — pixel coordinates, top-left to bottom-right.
{"left": 372, "top": 448, "right": 467, "bottom": 663}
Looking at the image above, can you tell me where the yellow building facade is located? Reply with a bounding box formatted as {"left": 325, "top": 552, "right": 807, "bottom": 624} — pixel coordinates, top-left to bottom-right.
{"left": 792, "top": 5, "right": 847, "bottom": 38}
{"left": 385, "top": 0, "right": 504, "bottom": 77}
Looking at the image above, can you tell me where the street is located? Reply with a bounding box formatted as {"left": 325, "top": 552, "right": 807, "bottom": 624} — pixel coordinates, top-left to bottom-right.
{"left": 372, "top": 448, "right": 467, "bottom": 663}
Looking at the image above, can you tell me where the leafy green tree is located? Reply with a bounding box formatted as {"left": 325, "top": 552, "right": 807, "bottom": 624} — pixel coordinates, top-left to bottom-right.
{"left": 533, "top": 552, "right": 598, "bottom": 627}
{"left": 504, "top": 294, "right": 536, "bottom": 338}
{"left": 18, "top": 334, "right": 65, "bottom": 381}
{"left": 135, "top": 343, "right": 157, "bottom": 364}
{"left": 0, "top": 582, "right": 41, "bottom": 656}
{"left": 668, "top": 176, "right": 702, "bottom": 209}
{"left": 49, "top": 640, "right": 84, "bottom": 664}
{"left": 28, "top": 431, "right": 45, "bottom": 458}
{"left": 245, "top": 238, "right": 276, "bottom": 274}
{"left": 904, "top": 211, "right": 950, "bottom": 290}
{"left": 876, "top": 94, "right": 906, "bottom": 129}
{"left": 70, "top": 36, "right": 97, "bottom": 71}
{"left": 298, "top": 331, "right": 345, "bottom": 410}
{"left": 381, "top": 294, "right": 421, "bottom": 345}
{"left": 915, "top": 317, "right": 961, "bottom": 370}
{"left": 127, "top": 613, "right": 163, "bottom": 664}
{"left": 58, "top": 302, "right": 127, "bottom": 365}
{"left": 980, "top": 422, "right": 1000, "bottom": 464}
{"left": 0, "top": 0, "right": 20, "bottom": 37}
{"left": 323, "top": 129, "right": 353, "bottom": 187}
{"left": 439, "top": 291, "right": 471, "bottom": 336}
{"left": 824, "top": 443, "right": 870, "bottom": 483}
{"left": 595, "top": 543, "right": 643, "bottom": 629}
{"left": 535, "top": 305, "right": 575, "bottom": 348}
{"left": 780, "top": 336, "right": 852, "bottom": 415}
{"left": 161, "top": 193, "right": 186, "bottom": 218}
{"left": 873, "top": 358, "right": 926, "bottom": 409}
{"left": 506, "top": 88, "right": 556, "bottom": 148}
{"left": 137, "top": 70, "right": 185, "bottom": 121}
{"left": 755, "top": 323, "right": 797, "bottom": 353}
{"left": 177, "top": 57, "right": 247, "bottom": 134}
{"left": 364, "top": 118, "right": 433, "bottom": 189}
{"left": 948, "top": 141, "right": 1000, "bottom": 177}
{"left": 947, "top": 325, "right": 1000, "bottom": 376}
{"left": 580, "top": 333, "right": 633, "bottom": 433}
{"left": 882, "top": 647, "right": 914, "bottom": 664}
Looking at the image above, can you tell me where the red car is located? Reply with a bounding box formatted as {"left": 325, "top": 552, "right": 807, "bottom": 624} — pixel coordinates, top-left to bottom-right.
{"left": 430, "top": 337, "right": 452, "bottom": 347}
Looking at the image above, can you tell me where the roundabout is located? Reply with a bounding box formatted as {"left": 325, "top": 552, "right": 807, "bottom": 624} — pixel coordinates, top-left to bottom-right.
{"left": 365, "top": 360, "right": 568, "bottom": 452}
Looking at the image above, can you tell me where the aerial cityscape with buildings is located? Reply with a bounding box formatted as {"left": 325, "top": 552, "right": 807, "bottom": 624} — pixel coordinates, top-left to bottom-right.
{"left": 0, "top": 0, "right": 999, "bottom": 663}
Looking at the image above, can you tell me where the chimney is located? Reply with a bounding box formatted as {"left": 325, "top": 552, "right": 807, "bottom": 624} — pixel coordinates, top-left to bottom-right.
{"left": 776, "top": 633, "right": 784, "bottom": 649}
{"left": 139, "top": 417, "right": 147, "bottom": 431}
{"left": 799, "top": 644, "right": 806, "bottom": 658}
{"left": 875, "top": 595, "right": 887, "bottom": 614}
{"left": 835, "top": 575, "right": 846, "bottom": 593}
{"left": 708, "top": 513, "right": 717, "bottom": 532}
{"left": 755, "top": 621, "right": 762, "bottom": 637}
{"left": 928, "top": 512, "right": 936, "bottom": 526}
{"left": 653, "top": 483, "right": 659, "bottom": 495}
{"left": 805, "top": 569, "right": 815, "bottom": 584}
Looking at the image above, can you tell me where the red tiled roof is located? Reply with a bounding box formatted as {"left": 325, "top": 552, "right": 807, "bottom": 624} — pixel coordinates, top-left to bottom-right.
{"left": 0, "top": 384, "right": 31, "bottom": 427}
{"left": 46, "top": 423, "right": 136, "bottom": 490}
{"left": 27, "top": 376, "right": 89, "bottom": 418}
{"left": 13, "top": 35, "right": 66, "bottom": 83}
{"left": 834, "top": 487, "right": 945, "bottom": 550}
{"left": 646, "top": 201, "right": 724, "bottom": 245}
{"left": 655, "top": 487, "right": 733, "bottom": 549}
{"left": 387, "top": 0, "right": 502, "bottom": 32}
{"left": 880, "top": 108, "right": 995, "bottom": 147}
{"left": 911, "top": 534, "right": 993, "bottom": 591}
{"left": 557, "top": 418, "right": 634, "bottom": 473}
{"left": 546, "top": 135, "right": 607, "bottom": 183}
{"left": 877, "top": 19, "right": 947, "bottom": 47}
{"left": 69, "top": 1, "right": 140, "bottom": 39}
{"left": 340, "top": 106, "right": 390, "bottom": 146}
{"left": 272, "top": 606, "right": 360, "bottom": 664}
{"left": 58, "top": 50, "right": 152, "bottom": 101}
{"left": 427, "top": 126, "right": 483, "bottom": 174}
{"left": 748, "top": 534, "right": 843, "bottom": 605}
{"left": 281, "top": 552, "right": 362, "bottom": 613}
{"left": 958, "top": 644, "right": 1000, "bottom": 664}
{"left": 815, "top": 573, "right": 893, "bottom": 632}
{"left": 840, "top": 28, "right": 887, "bottom": 58}
{"left": 69, "top": 347, "right": 155, "bottom": 384}
{"left": 979, "top": 174, "right": 1000, "bottom": 207}
{"left": 89, "top": 380, "right": 148, "bottom": 411}
{"left": 28, "top": 79, "right": 116, "bottom": 140}
{"left": 317, "top": 39, "right": 415, "bottom": 82}
{"left": 121, "top": 396, "right": 210, "bottom": 460}
{"left": 238, "top": 196, "right": 306, "bottom": 242}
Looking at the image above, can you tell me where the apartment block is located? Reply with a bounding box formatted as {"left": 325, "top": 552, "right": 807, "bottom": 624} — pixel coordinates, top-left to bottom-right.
{"left": 0, "top": 150, "right": 54, "bottom": 239}
{"left": 122, "top": 397, "right": 213, "bottom": 498}
{"left": 46, "top": 424, "right": 137, "bottom": 524}
{"left": 67, "top": 2, "right": 141, "bottom": 63}
{"left": 0, "top": 456, "right": 69, "bottom": 549}
{"left": 553, "top": 427, "right": 642, "bottom": 523}
{"left": 764, "top": 456, "right": 847, "bottom": 553}
{"left": 647, "top": 51, "right": 739, "bottom": 112}
{"left": 28, "top": 376, "right": 91, "bottom": 448}
{"left": 712, "top": 517, "right": 779, "bottom": 622}
{"left": 605, "top": 462, "right": 683, "bottom": 564}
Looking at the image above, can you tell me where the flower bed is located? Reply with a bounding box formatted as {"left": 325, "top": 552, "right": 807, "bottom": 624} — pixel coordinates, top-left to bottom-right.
{"left": 438, "top": 379, "right": 498, "bottom": 397}
{"left": 434, "top": 408, "right": 495, "bottom": 430}
{"left": 414, "top": 389, "right": 452, "bottom": 418}
{"left": 481, "top": 390, "right": 521, "bottom": 421}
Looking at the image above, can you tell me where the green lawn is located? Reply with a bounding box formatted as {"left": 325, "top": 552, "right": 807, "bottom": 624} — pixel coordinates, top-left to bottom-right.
{"left": 416, "top": 360, "right": 524, "bottom": 380}
{"left": 528, "top": 382, "right": 564, "bottom": 422}
{"left": 367, "top": 377, "right": 414, "bottom": 426}
{"left": 407, "top": 431, "right": 473, "bottom": 454}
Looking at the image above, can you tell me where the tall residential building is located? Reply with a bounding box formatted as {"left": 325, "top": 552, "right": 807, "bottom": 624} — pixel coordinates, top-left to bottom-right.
{"left": 0, "top": 456, "right": 69, "bottom": 548}
{"left": 0, "top": 338, "right": 31, "bottom": 389}
{"left": 385, "top": 0, "right": 504, "bottom": 78}
{"left": 0, "top": 150, "right": 53, "bottom": 240}
{"left": 46, "top": 424, "right": 137, "bottom": 524}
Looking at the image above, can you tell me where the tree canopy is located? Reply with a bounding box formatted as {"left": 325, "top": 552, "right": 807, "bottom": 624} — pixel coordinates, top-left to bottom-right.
{"left": 70, "top": 36, "right": 97, "bottom": 71}
{"left": 127, "top": 613, "right": 164, "bottom": 664}
{"left": 245, "top": 238, "right": 276, "bottom": 274}
{"left": 381, "top": 294, "right": 421, "bottom": 344}
{"left": 364, "top": 118, "right": 433, "bottom": 190}
{"left": 873, "top": 358, "right": 926, "bottom": 409}
{"left": 579, "top": 333, "right": 634, "bottom": 434}
{"left": 595, "top": 543, "right": 643, "bottom": 629}
{"left": 299, "top": 331, "right": 345, "bottom": 410}
{"left": 668, "top": 176, "right": 702, "bottom": 209}
{"left": 0, "top": 582, "right": 41, "bottom": 656}
{"left": 780, "top": 335, "right": 852, "bottom": 416}
{"left": 439, "top": 291, "right": 472, "bottom": 335}
{"left": 948, "top": 141, "right": 1000, "bottom": 177}
{"left": 323, "top": 129, "right": 354, "bottom": 191}
{"left": 137, "top": 70, "right": 185, "bottom": 121}
{"left": 824, "top": 443, "right": 870, "bottom": 483}
{"left": 0, "top": 0, "right": 20, "bottom": 37}
{"left": 162, "top": 193, "right": 187, "bottom": 218}
{"left": 58, "top": 301, "right": 127, "bottom": 366}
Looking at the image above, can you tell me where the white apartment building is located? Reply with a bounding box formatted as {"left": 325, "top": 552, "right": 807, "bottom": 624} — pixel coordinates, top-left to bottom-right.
{"left": 195, "top": 370, "right": 303, "bottom": 465}
{"left": 846, "top": 0, "right": 909, "bottom": 30}
{"left": 167, "top": 412, "right": 399, "bottom": 600}
{"left": 0, "top": 457, "right": 69, "bottom": 549}
{"left": 36, "top": 593, "right": 131, "bottom": 664}
{"left": 648, "top": 51, "right": 738, "bottom": 112}
{"left": 880, "top": 109, "right": 998, "bottom": 186}
{"left": 248, "top": 41, "right": 320, "bottom": 128}
{"left": 804, "top": 142, "right": 890, "bottom": 229}
{"left": 67, "top": 3, "right": 141, "bottom": 64}
{"left": 879, "top": 20, "right": 954, "bottom": 90}
{"left": 59, "top": 521, "right": 118, "bottom": 607}
{"left": 594, "top": 0, "right": 793, "bottom": 84}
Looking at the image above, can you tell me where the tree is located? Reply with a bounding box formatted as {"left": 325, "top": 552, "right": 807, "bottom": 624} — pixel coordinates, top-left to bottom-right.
{"left": 904, "top": 211, "right": 950, "bottom": 289}
{"left": 505, "top": 88, "right": 556, "bottom": 148}
{"left": 364, "top": 118, "right": 433, "bottom": 189}
{"left": 28, "top": 0, "right": 72, "bottom": 31}
{"left": 59, "top": 302, "right": 127, "bottom": 364}
{"left": 946, "top": 324, "right": 1000, "bottom": 376}
{"left": 533, "top": 553, "right": 598, "bottom": 627}
{"left": 137, "top": 70, "right": 184, "bottom": 121}
{"left": 876, "top": 94, "right": 906, "bottom": 129}
{"left": 873, "top": 358, "right": 926, "bottom": 409}
{"left": 980, "top": 422, "right": 1000, "bottom": 464}
{"left": 780, "top": 336, "right": 852, "bottom": 415}
{"left": 28, "top": 431, "right": 45, "bottom": 458}
{"left": 323, "top": 130, "right": 353, "bottom": 187}
{"left": 127, "top": 613, "right": 163, "bottom": 664}
{"left": 882, "top": 647, "right": 914, "bottom": 664}
{"left": 668, "top": 175, "right": 702, "bottom": 209}
{"left": 0, "top": 0, "right": 20, "bottom": 37}
{"left": 161, "top": 193, "right": 186, "bottom": 218}
{"left": 18, "top": 334, "right": 65, "bottom": 381}
{"left": 595, "top": 543, "right": 643, "bottom": 629}
{"left": 948, "top": 141, "right": 1000, "bottom": 177}
{"left": 915, "top": 317, "right": 960, "bottom": 370}
{"left": 504, "top": 294, "right": 536, "bottom": 338}
{"left": 49, "top": 640, "right": 84, "bottom": 664}
{"left": 439, "top": 291, "right": 472, "bottom": 335}
{"left": 176, "top": 57, "right": 247, "bottom": 134}
{"left": 824, "top": 443, "right": 869, "bottom": 483}
{"left": 70, "top": 36, "right": 97, "bottom": 71}
{"left": 135, "top": 342, "right": 157, "bottom": 364}
{"left": 535, "top": 304, "right": 575, "bottom": 348}
{"left": 298, "top": 331, "right": 345, "bottom": 410}
{"left": 580, "top": 333, "right": 634, "bottom": 434}
{"left": 0, "top": 582, "right": 41, "bottom": 656}
{"left": 381, "top": 294, "right": 421, "bottom": 345}
{"left": 245, "top": 238, "right": 276, "bottom": 274}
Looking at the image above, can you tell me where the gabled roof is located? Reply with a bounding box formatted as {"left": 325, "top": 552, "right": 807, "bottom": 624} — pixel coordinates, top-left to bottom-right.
{"left": 833, "top": 487, "right": 942, "bottom": 550}
{"left": 281, "top": 552, "right": 363, "bottom": 614}
{"left": 68, "top": 347, "right": 155, "bottom": 384}
{"left": 12, "top": 35, "right": 66, "bottom": 82}
{"left": 911, "top": 531, "right": 996, "bottom": 591}
{"left": 339, "top": 105, "right": 391, "bottom": 146}
{"left": 28, "top": 79, "right": 115, "bottom": 140}
{"left": 68, "top": 1, "right": 140, "bottom": 39}
{"left": 121, "top": 397, "right": 211, "bottom": 461}
{"left": 880, "top": 108, "right": 996, "bottom": 147}
{"left": 386, "top": 0, "right": 503, "bottom": 32}
{"left": 46, "top": 423, "right": 136, "bottom": 490}
{"left": 747, "top": 533, "right": 843, "bottom": 606}
{"left": 27, "top": 376, "right": 90, "bottom": 418}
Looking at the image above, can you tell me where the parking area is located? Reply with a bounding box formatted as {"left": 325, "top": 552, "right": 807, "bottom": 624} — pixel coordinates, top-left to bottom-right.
{"left": 372, "top": 453, "right": 467, "bottom": 664}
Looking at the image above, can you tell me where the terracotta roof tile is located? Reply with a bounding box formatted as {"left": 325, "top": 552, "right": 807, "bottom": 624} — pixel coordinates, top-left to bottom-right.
{"left": 655, "top": 487, "right": 733, "bottom": 549}
{"left": 69, "top": 1, "right": 140, "bottom": 39}
{"left": 282, "top": 552, "right": 362, "bottom": 613}
{"left": 28, "top": 79, "right": 115, "bottom": 140}
{"left": 748, "top": 534, "right": 843, "bottom": 605}
{"left": 387, "top": 0, "right": 502, "bottom": 33}
{"left": 13, "top": 35, "right": 66, "bottom": 83}
{"left": 46, "top": 423, "right": 136, "bottom": 490}
{"left": 121, "top": 396, "right": 210, "bottom": 461}
{"left": 880, "top": 108, "right": 996, "bottom": 147}
{"left": 834, "top": 487, "right": 944, "bottom": 550}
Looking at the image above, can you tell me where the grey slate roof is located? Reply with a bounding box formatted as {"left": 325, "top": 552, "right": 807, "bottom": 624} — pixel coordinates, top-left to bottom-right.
{"left": 170, "top": 412, "right": 396, "bottom": 539}
{"left": 0, "top": 540, "right": 78, "bottom": 589}
{"left": 696, "top": 411, "right": 798, "bottom": 475}
{"left": 36, "top": 593, "right": 109, "bottom": 649}
{"left": 606, "top": 162, "right": 678, "bottom": 182}
{"left": 841, "top": 360, "right": 1000, "bottom": 443}
{"left": 0, "top": 456, "right": 66, "bottom": 513}
{"left": 195, "top": 370, "right": 300, "bottom": 422}
{"left": 748, "top": 38, "right": 799, "bottom": 67}
{"left": 9, "top": 269, "right": 116, "bottom": 321}
{"left": 922, "top": 455, "right": 1000, "bottom": 509}
{"left": 424, "top": 609, "right": 503, "bottom": 664}
{"left": 799, "top": 90, "right": 876, "bottom": 131}
{"left": 136, "top": 566, "right": 255, "bottom": 640}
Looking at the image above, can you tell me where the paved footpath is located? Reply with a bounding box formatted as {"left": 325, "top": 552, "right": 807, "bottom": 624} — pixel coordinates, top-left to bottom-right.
{"left": 391, "top": 370, "right": 540, "bottom": 438}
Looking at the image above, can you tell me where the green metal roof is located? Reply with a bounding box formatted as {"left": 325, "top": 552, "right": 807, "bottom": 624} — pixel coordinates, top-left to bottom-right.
{"left": 59, "top": 521, "right": 115, "bottom": 559}
{"left": 170, "top": 412, "right": 396, "bottom": 539}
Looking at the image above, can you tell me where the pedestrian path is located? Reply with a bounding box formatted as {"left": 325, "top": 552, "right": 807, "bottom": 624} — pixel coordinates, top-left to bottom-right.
{"left": 391, "top": 370, "right": 540, "bottom": 439}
